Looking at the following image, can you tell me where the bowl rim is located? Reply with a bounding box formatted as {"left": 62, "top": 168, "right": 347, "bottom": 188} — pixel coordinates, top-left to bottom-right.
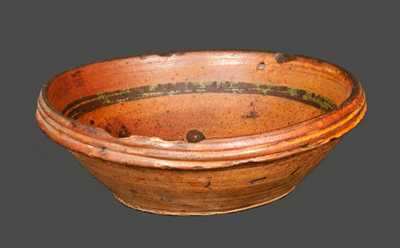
{"left": 36, "top": 50, "right": 367, "bottom": 169}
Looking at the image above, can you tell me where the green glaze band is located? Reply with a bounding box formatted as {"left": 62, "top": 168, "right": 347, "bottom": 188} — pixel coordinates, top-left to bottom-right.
{"left": 62, "top": 82, "right": 337, "bottom": 119}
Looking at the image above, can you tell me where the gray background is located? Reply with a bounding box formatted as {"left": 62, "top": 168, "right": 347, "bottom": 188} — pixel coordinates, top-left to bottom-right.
{"left": 1, "top": 1, "right": 398, "bottom": 247}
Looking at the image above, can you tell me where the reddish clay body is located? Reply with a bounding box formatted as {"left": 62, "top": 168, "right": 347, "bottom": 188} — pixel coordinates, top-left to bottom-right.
{"left": 36, "top": 51, "right": 366, "bottom": 215}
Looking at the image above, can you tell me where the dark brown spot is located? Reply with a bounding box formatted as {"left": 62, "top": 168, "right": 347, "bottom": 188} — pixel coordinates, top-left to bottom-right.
{"left": 249, "top": 176, "right": 267, "bottom": 184}
{"left": 186, "top": 129, "right": 205, "bottom": 143}
{"left": 329, "top": 137, "right": 339, "bottom": 142}
{"left": 157, "top": 51, "right": 186, "bottom": 57}
{"left": 70, "top": 70, "right": 84, "bottom": 86}
{"left": 257, "top": 62, "right": 266, "bottom": 70}
{"left": 117, "top": 125, "right": 130, "bottom": 138}
{"left": 89, "top": 120, "right": 95, "bottom": 125}
{"left": 300, "top": 143, "right": 310, "bottom": 148}
{"left": 71, "top": 70, "right": 81, "bottom": 78}
{"left": 243, "top": 101, "right": 259, "bottom": 119}
{"left": 99, "top": 146, "right": 107, "bottom": 155}
{"left": 204, "top": 180, "right": 211, "bottom": 188}
{"left": 243, "top": 110, "right": 259, "bottom": 119}
{"left": 275, "top": 53, "right": 295, "bottom": 63}
{"left": 160, "top": 165, "right": 173, "bottom": 170}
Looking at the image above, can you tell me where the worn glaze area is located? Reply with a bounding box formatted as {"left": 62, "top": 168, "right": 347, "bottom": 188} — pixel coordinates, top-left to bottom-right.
{"left": 36, "top": 51, "right": 366, "bottom": 215}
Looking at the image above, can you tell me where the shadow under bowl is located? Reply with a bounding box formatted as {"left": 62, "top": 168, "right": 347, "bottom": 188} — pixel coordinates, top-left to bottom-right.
{"left": 36, "top": 50, "right": 366, "bottom": 215}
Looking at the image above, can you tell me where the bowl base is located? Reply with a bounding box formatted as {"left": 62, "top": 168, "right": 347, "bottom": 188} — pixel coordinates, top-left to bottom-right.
{"left": 113, "top": 186, "right": 296, "bottom": 216}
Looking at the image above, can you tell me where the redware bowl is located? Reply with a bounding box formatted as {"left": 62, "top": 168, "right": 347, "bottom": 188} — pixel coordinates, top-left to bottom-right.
{"left": 36, "top": 50, "right": 366, "bottom": 215}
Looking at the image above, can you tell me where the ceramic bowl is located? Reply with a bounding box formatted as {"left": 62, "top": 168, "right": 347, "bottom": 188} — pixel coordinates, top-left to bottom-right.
{"left": 36, "top": 50, "right": 366, "bottom": 215}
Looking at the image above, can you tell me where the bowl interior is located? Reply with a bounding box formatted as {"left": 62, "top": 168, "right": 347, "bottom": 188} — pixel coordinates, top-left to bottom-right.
{"left": 45, "top": 52, "right": 353, "bottom": 141}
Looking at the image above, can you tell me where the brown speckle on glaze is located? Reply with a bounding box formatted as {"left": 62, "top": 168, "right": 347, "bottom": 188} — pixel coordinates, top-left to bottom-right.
{"left": 249, "top": 176, "right": 267, "bottom": 184}
{"left": 275, "top": 53, "right": 295, "bottom": 64}
{"left": 243, "top": 110, "right": 259, "bottom": 119}
{"left": 257, "top": 62, "right": 266, "bottom": 70}
{"left": 117, "top": 125, "right": 130, "bottom": 138}
{"left": 186, "top": 129, "right": 206, "bottom": 143}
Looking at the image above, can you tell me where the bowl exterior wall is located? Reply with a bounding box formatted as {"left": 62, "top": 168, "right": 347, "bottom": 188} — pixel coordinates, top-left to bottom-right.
{"left": 72, "top": 140, "right": 338, "bottom": 215}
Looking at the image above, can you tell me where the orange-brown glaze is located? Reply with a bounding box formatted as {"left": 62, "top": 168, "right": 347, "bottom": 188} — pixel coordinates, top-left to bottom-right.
{"left": 36, "top": 50, "right": 366, "bottom": 215}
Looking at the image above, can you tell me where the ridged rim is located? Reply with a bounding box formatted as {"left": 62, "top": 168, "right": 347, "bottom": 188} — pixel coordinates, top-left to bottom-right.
{"left": 36, "top": 50, "right": 367, "bottom": 170}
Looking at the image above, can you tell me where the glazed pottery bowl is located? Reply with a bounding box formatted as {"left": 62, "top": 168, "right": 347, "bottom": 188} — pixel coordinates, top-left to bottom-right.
{"left": 36, "top": 51, "right": 366, "bottom": 215}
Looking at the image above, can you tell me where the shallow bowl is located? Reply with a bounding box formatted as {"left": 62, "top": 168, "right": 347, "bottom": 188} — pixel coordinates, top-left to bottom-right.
{"left": 36, "top": 50, "right": 366, "bottom": 215}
